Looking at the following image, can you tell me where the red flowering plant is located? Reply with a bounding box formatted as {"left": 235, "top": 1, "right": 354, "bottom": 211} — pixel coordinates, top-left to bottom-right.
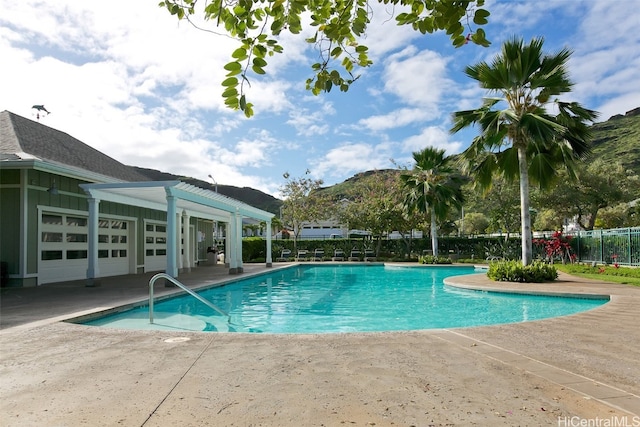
{"left": 611, "top": 254, "right": 620, "bottom": 269}
{"left": 533, "top": 231, "right": 575, "bottom": 264}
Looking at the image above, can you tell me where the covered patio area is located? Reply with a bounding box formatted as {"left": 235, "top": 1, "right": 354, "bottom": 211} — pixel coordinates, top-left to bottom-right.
{"left": 80, "top": 180, "right": 275, "bottom": 285}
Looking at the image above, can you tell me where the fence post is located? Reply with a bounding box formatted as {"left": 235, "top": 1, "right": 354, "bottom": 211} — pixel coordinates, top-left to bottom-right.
{"left": 599, "top": 229, "right": 604, "bottom": 263}
{"left": 628, "top": 227, "right": 632, "bottom": 265}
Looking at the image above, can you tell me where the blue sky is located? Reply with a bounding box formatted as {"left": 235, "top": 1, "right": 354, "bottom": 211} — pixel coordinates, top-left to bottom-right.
{"left": 1, "top": 1, "right": 639, "bottom": 197}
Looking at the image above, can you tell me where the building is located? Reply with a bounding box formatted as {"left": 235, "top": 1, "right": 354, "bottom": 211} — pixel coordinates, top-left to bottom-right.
{"left": 0, "top": 111, "right": 274, "bottom": 287}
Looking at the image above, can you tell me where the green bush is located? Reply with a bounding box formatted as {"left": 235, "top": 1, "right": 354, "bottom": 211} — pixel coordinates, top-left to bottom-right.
{"left": 419, "top": 255, "right": 453, "bottom": 265}
{"left": 487, "top": 260, "right": 558, "bottom": 283}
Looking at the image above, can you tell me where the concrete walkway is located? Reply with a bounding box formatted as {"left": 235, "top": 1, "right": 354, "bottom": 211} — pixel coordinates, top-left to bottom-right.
{"left": 1, "top": 264, "right": 639, "bottom": 426}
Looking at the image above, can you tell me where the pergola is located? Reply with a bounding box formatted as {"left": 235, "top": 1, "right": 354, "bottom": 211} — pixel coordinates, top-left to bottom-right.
{"left": 80, "top": 181, "right": 274, "bottom": 284}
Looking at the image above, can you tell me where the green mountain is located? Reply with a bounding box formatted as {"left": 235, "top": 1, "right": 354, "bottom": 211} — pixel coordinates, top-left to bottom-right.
{"left": 590, "top": 107, "right": 640, "bottom": 176}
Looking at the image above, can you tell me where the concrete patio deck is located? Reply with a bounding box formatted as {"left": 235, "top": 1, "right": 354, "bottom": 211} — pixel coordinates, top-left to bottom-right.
{"left": 1, "top": 263, "right": 639, "bottom": 426}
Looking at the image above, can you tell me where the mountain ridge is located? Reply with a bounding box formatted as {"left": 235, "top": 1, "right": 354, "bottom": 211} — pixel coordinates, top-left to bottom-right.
{"left": 133, "top": 107, "right": 639, "bottom": 209}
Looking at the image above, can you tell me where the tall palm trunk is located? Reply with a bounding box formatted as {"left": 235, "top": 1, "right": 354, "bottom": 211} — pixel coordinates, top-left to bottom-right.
{"left": 431, "top": 204, "right": 438, "bottom": 257}
{"left": 517, "top": 145, "right": 533, "bottom": 265}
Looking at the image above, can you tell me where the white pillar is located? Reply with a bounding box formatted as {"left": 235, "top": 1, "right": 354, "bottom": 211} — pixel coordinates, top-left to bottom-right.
{"left": 176, "top": 212, "right": 182, "bottom": 271}
{"left": 235, "top": 210, "right": 244, "bottom": 273}
{"left": 166, "top": 195, "right": 178, "bottom": 278}
{"left": 228, "top": 217, "right": 238, "bottom": 274}
{"left": 86, "top": 197, "right": 101, "bottom": 286}
{"left": 266, "top": 219, "right": 272, "bottom": 267}
{"left": 182, "top": 211, "right": 191, "bottom": 272}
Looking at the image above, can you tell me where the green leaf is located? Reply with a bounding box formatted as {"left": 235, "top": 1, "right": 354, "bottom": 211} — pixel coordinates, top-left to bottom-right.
{"left": 330, "top": 46, "right": 342, "bottom": 58}
{"left": 231, "top": 47, "right": 247, "bottom": 60}
{"left": 243, "top": 102, "right": 254, "bottom": 118}
{"left": 253, "top": 44, "right": 267, "bottom": 58}
{"left": 222, "top": 87, "right": 238, "bottom": 98}
{"left": 473, "top": 9, "right": 489, "bottom": 26}
{"left": 239, "top": 95, "right": 246, "bottom": 110}
{"left": 253, "top": 57, "right": 267, "bottom": 67}
{"left": 224, "top": 61, "right": 242, "bottom": 71}
{"left": 221, "top": 77, "right": 238, "bottom": 87}
{"left": 225, "top": 96, "right": 239, "bottom": 108}
{"left": 252, "top": 65, "right": 266, "bottom": 75}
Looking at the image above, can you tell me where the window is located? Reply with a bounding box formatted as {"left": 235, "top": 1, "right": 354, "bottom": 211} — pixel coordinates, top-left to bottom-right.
{"left": 42, "top": 251, "right": 63, "bottom": 260}
{"left": 98, "top": 250, "right": 109, "bottom": 258}
{"left": 112, "top": 221, "right": 127, "bottom": 229}
{"left": 146, "top": 224, "right": 154, "bottom": 232}
{"left": 67, "top": 233, "right": 88, "bottom": 243}
{"left": 42, "top": 232, "right": 63, "bottom": 242}
{"left": 42, "top": 214, "right": 63, "bottom": 225}
{"left": 67, "top": 217, "right": 87, "bottom": 227}
{"left": 156, "top": 249, "right": 166, "bottom": 256}
{"left": 98, "top": 235, "right": 109, "bottom": 243}
{"left": 156, "top": 225, "right": 166, "bottom": 233}
{"left": 67, "top": 250, "right": 88, "bottom": 259}
{"left": 112, "top": 235, "right": 126, "bottom": 244}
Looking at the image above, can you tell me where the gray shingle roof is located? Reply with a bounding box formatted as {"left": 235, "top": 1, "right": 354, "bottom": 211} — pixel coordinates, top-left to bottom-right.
{"left": 0, "top": 110, "right": 149, "bottom": 182}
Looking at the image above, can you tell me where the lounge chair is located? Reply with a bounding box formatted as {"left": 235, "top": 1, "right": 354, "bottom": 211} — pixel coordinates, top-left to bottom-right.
{"left": 364, "top": 248, "right": 376, "bottom": 262}
{"left": 348, "top": 249, "right": 361, "bottom": 261}
{"left": 313, "top": 248, "right": 325, "bottom": 261}
{"left": 276, "top": 249, "right": 292, "bottom": 262}
{"left": 296, "top": 249, "right": 309, "bottom": 261}
{"left": 332, "top": 249, "right": 345, "bottom": 261}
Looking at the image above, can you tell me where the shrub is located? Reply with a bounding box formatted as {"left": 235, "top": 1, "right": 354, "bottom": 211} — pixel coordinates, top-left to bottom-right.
{"left": 487, "top": 260, "right": 558, "bottom": 283}
{"left": 419, "top": 255, "right": 453, "bottom": 265}
{"left": 533, "top": 231, "right": 575, "bottom": 264}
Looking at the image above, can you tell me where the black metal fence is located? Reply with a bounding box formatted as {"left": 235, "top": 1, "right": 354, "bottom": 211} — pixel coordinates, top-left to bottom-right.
{"left": 259, "top": 227, "right": 640, "bottom": 266}
{"left": 566, "top": 227, "right": 640, "bottom": 266}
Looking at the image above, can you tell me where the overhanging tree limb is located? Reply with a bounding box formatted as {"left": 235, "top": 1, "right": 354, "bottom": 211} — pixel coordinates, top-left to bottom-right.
{"left": 159, "top": 0, "right": 491, "bottom": 117}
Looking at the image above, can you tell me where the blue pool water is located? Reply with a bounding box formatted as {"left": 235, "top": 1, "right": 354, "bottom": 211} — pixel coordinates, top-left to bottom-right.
{"left": 83, "top": 265, "right": 607, "bottom": 333}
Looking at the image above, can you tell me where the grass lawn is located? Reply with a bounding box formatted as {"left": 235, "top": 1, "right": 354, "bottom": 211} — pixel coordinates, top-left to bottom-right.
{"left": 555, "top": 264, "right": 640, "bottom": 287}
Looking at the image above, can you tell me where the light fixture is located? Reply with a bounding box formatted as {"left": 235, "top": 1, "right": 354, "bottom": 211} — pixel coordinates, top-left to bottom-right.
{"left": 207, "top": 174, "right": 218, "bottom": 193}
{"left": 48, "top": 180, "right": 59, "bottom": 195}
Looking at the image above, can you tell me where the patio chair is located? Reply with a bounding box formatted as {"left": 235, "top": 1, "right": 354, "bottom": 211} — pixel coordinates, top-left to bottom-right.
{"left": 276, "top": 249, "right": 292, "bottom": 262}
{"left": 332, "top": 249, "right": 345, "bottom": 261}
{"left": 348, "top": 248, "right": 361, "bottom": 261}
{"left": 313, "top": 248, "right": 325, "bottom": 261}
{"left": 296, "top": 249, "right": 309, "bottom": 261}
{"left": 364, "top": 248, "right": 376, "bottom": 262}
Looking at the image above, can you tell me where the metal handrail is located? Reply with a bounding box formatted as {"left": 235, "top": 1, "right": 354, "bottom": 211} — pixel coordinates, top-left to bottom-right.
{"left": 149, "top": 273, "right": 228, "bottom": 324}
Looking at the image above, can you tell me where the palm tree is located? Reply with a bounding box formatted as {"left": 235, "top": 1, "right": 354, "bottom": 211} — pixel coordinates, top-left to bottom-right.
{"left": 401, "top": 147, "right": 465, "bottom": 257}
{"left": 451, "top": 37, "right": 597, "bottom": 265}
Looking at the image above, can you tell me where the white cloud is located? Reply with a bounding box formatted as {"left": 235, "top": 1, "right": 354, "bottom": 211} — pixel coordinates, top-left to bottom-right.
{"left": 358, "top": 1, "right": 424, "bottom": 61}
{"left": 217, "top": 131, "right": 280, "bottom": 168}
{"left": 358, "top": 107, "right": 438, "bottom": 131}
{"left": 286, "top": 100, "right": 335, "bottom": 136}
{"left": 382, "top": 46, "right": 452, "bottom": 111}
{"left": 570, "top": 2, "right": 640, "bottom": 119}
{"left": 311, "top": 142, "right": 395, "bottom": 181}
{"left": 402, "top": 126, "right": 462, "bottom": 155}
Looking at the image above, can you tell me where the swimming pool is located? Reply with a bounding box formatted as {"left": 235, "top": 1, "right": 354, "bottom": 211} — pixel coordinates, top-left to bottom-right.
{"left": 82, "top": 265, "right": 607, "bottom": 333}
